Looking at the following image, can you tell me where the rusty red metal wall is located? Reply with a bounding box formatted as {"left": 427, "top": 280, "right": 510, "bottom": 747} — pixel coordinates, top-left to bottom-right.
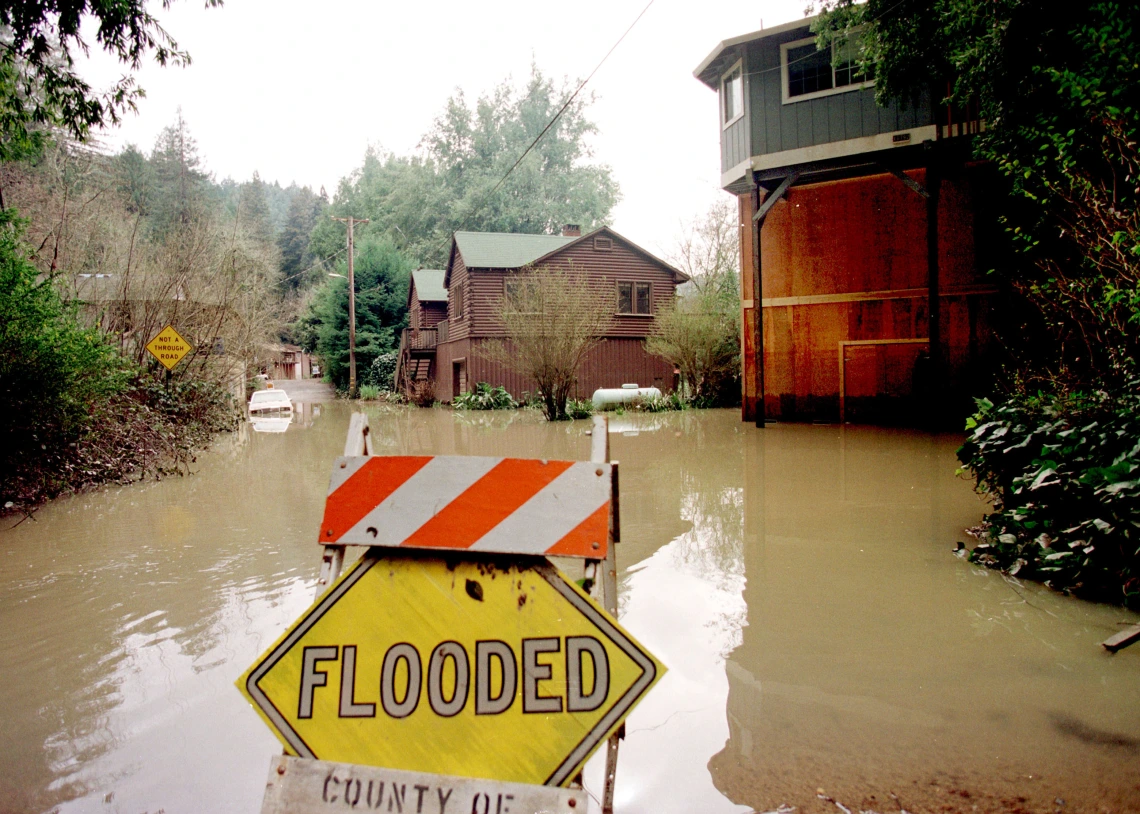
{"left": 741, "top": 165, "right": 996, "bottom": 424}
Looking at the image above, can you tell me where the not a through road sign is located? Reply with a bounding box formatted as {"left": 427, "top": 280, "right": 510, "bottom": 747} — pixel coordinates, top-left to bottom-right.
{"left": 237, "top": 553, "right": 663, "bottom": 787}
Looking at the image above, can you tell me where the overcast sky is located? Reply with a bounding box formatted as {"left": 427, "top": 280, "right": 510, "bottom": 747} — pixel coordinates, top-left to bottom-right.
{"left": 82, "top": 0, "right": 808, "bottom": 258}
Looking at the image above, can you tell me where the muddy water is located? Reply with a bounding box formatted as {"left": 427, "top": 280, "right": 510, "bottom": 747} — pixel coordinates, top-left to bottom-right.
{"left": 1, "top": 406, "right": 1138, "bottom": 814}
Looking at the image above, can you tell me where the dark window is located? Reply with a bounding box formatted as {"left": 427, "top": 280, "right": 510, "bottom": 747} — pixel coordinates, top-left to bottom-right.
{"left": 786, "top": 42, "right": 832, "bottom": 98}
{"left": 618, "top": 282, "right": 633, "bottom": 314}
{"left": 618, "top": 281, "right": 651, "bottom": 315}
{"left": 635, "top": 283, "right": 650, "bottom": 314}
{"left": 785, "top": 33, "right": 873, "bottom": 100}
{"left": 834, "top": 36, "right": 873, "bottom": 87}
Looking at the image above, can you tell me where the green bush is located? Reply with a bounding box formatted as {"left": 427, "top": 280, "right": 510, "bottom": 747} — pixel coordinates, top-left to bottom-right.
{"left": 358, "top": 384, "right": 381, "bottom": 400}
{"left": 453, "top": 382, "right": 517, "bottom": 411}
{"left": 636, "top": 393, "right": 687, "bottom": 413}
{"left": 0, "top": 210, "right": 131, "bottom": 472}
{"left": 957, "top": 383, "right": 1140, "bottom": 607}
{"left": 369, "top": 350, "right": 398, "bottom": 390}
{"left": 565, "top": 398, "right": 594, "bottom": 420}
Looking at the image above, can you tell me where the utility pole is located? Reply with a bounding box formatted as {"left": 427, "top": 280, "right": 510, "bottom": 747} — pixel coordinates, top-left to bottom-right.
{"left": 331, "top": 216, "right": 370, "bottom": 397}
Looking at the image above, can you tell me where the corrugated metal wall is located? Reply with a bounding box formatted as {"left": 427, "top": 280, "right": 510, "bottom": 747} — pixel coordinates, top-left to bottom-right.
{"left": 742, "top": 166, "right": 995, "bottom": 423}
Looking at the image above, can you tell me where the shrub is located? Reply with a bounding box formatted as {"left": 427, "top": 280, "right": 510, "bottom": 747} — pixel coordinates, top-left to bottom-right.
{"left": 0, "top": 211, "right": 131, "bottom": 475}
{"left": 637, "top": 393, "right": 687, "bottom": 413}
{"left": 453, "top": 382, "right": 517, "bottom": 410}
{"left": 369, "top": 350, "right": 399, "bottom": 391}
{"left": 565, "top": 398, "right": 594, "bottom": 419}
{"left": 957, "top": 382, "right": 1140, "bottom": 607}
{"left": 358, "top": 384, "right": 381, "bottom": 400}
{"left": 409, "top": 379, "right": 435, "bottom": 408}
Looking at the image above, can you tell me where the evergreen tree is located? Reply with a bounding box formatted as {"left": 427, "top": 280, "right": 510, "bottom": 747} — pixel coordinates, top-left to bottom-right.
{"left": 307, "top": 236, "right": 412, "bottom": 390}
{"left": 148, "top": 111, "right": 211, "bottom": 239}
{"left": 278, "top": 185, "right": 326, "bottom": 292}
{"left": 236, "top": 171, "right": 275, "bottom": 249}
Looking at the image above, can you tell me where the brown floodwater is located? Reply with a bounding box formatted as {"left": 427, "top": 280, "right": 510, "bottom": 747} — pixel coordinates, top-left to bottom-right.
{"left": 1, "top": 405, "right": 1138, "bottom": 814}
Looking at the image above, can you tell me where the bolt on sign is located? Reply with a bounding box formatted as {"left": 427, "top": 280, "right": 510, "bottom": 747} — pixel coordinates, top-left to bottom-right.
{"left": 237, "top": 553, "right": 663, "bottom": 786}
{"left": 145, "top": 324, "right": 192, "bottom": 371}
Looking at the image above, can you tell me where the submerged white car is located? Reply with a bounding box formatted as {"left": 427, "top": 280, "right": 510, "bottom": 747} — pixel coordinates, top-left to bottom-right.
{"left": 248, "top": 389, "right": 293, "bottom": 413}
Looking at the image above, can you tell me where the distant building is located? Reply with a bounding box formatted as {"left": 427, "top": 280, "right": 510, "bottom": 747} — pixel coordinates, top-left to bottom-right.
{"left": 266, "top": 343, "right": 313, "bottom": 380}
{"left": 396, "top": 226, "right": 689, "bottom": 401}
{"left": 695, "top": 16, "right": 997, "bottom": 425}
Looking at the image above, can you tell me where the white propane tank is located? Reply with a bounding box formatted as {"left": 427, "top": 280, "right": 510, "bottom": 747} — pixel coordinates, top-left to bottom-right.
{"left": 591, "top": 384, "right": 663, "bottom": 411}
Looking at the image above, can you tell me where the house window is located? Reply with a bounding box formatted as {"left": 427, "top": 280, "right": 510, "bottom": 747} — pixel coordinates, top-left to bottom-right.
{"left": 781, "top": 33, "right": 873, "bottom": 104}
{"left": 721, "top": 60, "right": 744, "bottom": 127}
{"left": 504, "top": 277, "right": 539, "bottom": 310}
{"left": 617, "top": 282, "right": 651, "bottom": 315}
{"left": 452, "top": 284, "right": 464, "bottom": 320}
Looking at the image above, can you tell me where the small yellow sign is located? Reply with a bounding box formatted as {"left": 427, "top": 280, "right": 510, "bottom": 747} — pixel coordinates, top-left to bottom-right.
{"left": 145, "top": 325, "right": 192, "bottom": 371}
{"left": 237, "top": 553, "right": 664, "bottom": 786}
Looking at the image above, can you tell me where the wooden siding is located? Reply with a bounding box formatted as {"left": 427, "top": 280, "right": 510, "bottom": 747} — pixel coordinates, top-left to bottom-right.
{"left": 434, "top": 337, "right": 674, "bottom": 403}
{"left": 419, "top": 301, "right": 446, "bottom": 329}
{"left": 723, "top": 116, "right": 749, "bottom": 172}
{"left": 446, "top": 253, "right": 472, "bottom": 342}
{"left": 458, "top": 234, "right": 680, "bottom": 340}
{"left": 740, "top": 26, "right": 933, "bottom": 160}
{"left": 743, "top": 165, "right": 995, "bottom": 424}
{"left": 408, "top": 287, "right": 447, "bottom": 332}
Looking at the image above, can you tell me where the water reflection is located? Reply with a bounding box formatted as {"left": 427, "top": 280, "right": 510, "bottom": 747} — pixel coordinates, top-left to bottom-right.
{"left": 711, "top": 425, "right": 1140, "bottom": 814}
{"left": 1, "top": 409, "right": 1138, "bottom": 814}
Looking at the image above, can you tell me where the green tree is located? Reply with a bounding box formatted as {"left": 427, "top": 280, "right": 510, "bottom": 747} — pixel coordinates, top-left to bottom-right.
{"left": 813, "top": 0, "right": 1140, "bottom": 385}
{"left": 310, "top": 65, "right": 620, "bottom": 268}
{"left": 649, "top": 200, "right": 741, "bottom": 405}
{"left": 277, "top": 185, "right": 327, "bottom": 292}
{"left": 303, "top": 236, "right": 412, "bottom": 390}
{"left": 0, "top": 0, "right": 222, "bottom": 160}
{"left": 481, "top": 264, "right": 613, "bottom": 421}
{"left": 147, "top": 111, "right": 211, "bottom": 238}
{"left": 114, "top": 144, "right": 154, "bottom": 215}
{"left": 236, "top": 171, "right": 275, "bottom": 249}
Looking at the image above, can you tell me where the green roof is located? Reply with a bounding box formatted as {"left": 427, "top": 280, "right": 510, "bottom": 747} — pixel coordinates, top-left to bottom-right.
{"left": 410, "top": 269, "right": 447, "bottom": 301}
{"left": 453, "top": 231, "right": 577, "bottom": 269}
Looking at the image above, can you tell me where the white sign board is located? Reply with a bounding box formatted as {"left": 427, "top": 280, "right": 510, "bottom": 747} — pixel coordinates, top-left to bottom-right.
{"left": 259, "top": 755, "right": 586, "bottom": 814}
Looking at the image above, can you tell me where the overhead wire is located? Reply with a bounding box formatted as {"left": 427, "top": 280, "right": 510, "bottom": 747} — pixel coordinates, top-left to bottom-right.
{"left": 737, "top": 0, "right": 916, "bottom": 81}
{"left": 425, "top": 0, "right": 657, "bottom": 265}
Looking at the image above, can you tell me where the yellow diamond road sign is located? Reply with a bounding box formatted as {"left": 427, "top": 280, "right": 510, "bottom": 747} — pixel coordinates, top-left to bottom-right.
{"left": 145, "top": 324, "right": 192, "bottom": 371}
{"left": 237, "top": 553, "right": 664, "bottom": 786}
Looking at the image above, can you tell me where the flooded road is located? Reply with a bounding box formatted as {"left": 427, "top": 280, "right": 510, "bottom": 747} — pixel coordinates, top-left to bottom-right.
{"left": 1, "top": 405, "right": 1138, "bottom": 814}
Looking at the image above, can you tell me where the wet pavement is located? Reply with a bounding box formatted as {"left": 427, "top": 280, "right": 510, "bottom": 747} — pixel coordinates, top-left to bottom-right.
{"left": 0, "top": 405, "right": 1138, "bottom": 814}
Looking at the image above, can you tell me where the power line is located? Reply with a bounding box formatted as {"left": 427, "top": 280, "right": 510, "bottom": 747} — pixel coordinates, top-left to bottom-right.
{"left": 428, "top": 0, "right": 656, "bottom": 264}
{"left": 740, "top": 0, "right": 915, "bottom": 81}
{"left": 277, "top": 245, "right": 348, "bottom": 286}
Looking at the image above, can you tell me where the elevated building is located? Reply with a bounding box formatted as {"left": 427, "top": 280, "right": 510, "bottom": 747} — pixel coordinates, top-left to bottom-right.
{"left": 695, "top": 16, "right": 997, "bottom": 425}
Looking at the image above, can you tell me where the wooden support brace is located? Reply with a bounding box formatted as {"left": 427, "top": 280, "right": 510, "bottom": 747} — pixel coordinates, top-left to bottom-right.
{"left": 883, "top": 165, "right": 930, "bottom": 199}
{"left": 753, "top": 171, "right": 799, "bottom": 223}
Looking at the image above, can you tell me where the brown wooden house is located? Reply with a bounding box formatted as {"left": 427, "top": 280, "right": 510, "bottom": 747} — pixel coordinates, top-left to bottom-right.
{"left": 695, "top": 16, "right": 998, "bottom": 426}
{"left": 396, "top": 226, "right": 689, "bottom": 402}
{"left": 398, "top": 269, "right": 448, "bottom": 389}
